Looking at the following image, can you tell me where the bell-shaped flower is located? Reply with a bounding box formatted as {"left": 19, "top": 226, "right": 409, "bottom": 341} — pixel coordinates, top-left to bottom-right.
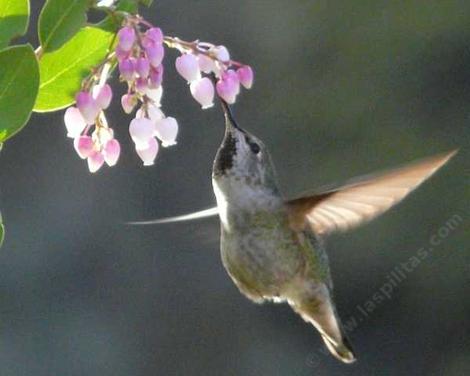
{"left": 119, "top": 58, "right": 135, "bottom": 81}
{"left": 73, "top": 135, "right": 94, "bottom": 159}
{"left": 136, "top": 137, "right": 159, "bottom": 166}
{"left": 64, "top": 107, "right": 87, "bottom": 138}
{"left": 87, "top": 151, "right": 105, "bottom": 173}
{"left": 198, "top": 55, "right": 216, "bottom": 74}
{"left": 94, "top": 84, "right": 113, "bottom": 109}
{"left": 213, "top": 45, "right": 230, "bottom": 62}
{"left": 216, "top": 74, "right": 239, "bottom": 104}
{"left": 190, "top": 77, "right": 214, "bottom": 109}
{"left": 146, "top": 27, "right": 164, "bottom": 44}
{"left": 175, "top": 54, "right": 200, "bottom": 83}
{"left": 146, "top": 44, "right": 165, "bottom": 68}
{"left": 149, "top": 65, "right": 164, "bottom": 88}
{"left": 129, "top": 117, "right": 156, "bottom": 147}
{"left": 121, "top": 94, "right": 137, "bottom": 114}
{"left": 146, "top": 86, "right": 163, "bottom": 106}
{"left": 136, "top": 57, "right": 150, "bottom": 78}
{"left": 75, "top": 91, "right": 99, "bottom": 125}
{"left": 155, "top": 117, "right": 178, "bottom": 147}
{"left": 103, "top": 138, "right": 121, "bottom": 166}
{"left": 237, "top": 66, "right": 254, "bottom": 89}
{"left": 117, "top": 26, "right": 136, "bottom": 52}
{"left": 135, "top": 77, "right": 148, "bottom": 94}
{"left": 136, "top": 104, "right": 165, "bottom": 123}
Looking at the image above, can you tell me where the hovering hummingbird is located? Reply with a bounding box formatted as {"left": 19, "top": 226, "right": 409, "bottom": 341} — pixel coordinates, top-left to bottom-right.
{"left": 132, "top": 101, "right": 456, "bottom": 363}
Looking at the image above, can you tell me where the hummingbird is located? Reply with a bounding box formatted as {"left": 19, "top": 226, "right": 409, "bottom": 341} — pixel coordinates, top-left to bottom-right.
{"left": 132, "top": 101, "right": 456, "bottom": 363}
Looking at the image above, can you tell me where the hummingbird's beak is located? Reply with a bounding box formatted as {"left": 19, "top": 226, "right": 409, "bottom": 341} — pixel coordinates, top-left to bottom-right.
{"left": 220, "top": 100, "right": 243, "bottom": 132}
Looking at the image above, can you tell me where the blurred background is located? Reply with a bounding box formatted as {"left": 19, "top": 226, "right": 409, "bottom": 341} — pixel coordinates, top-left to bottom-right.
{"left": 0, "top": 1, "right": 468, "bottom": 375}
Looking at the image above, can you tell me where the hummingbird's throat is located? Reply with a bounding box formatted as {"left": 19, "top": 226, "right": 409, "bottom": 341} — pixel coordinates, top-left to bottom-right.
{"left": 213, "top": 132, "right": 237, "bottom": 176}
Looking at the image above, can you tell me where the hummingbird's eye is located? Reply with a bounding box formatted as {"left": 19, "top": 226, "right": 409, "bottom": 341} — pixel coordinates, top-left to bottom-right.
{"left": 249, "top": 142, "right": 261, "bottom": 155}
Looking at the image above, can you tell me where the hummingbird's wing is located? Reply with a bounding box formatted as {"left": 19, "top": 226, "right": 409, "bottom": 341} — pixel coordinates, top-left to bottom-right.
{"left": 287, "top": 150, "right": 457, "bottom": 235}
{"left": 127, "top": 206, "right": 219, "bottom": 225}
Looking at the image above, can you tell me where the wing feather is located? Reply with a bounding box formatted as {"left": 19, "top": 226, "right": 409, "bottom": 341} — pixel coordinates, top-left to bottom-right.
{"left": 287, "top": 150, "right": 457, "bottom": 235}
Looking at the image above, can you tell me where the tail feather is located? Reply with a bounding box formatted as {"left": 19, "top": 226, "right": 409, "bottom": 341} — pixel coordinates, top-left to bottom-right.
{"left": 287, "top": 282, "right": 357, "bottom": 364}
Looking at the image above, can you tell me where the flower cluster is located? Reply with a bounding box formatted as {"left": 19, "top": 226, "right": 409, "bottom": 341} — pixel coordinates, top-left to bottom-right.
{"left": 64, "top": 15, "right": 254, "bottom": 173}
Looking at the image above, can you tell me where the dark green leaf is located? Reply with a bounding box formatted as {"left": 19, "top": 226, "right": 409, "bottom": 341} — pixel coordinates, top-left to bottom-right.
{"left": 39, "top": 0, "right": 89, "bottom": 52}
{"left": 34, "top": 26, "right": 114, "bottom": 112}
{"left": 139, "top": 0, "right": 153, "bottom": 7}
{"left": 116, "top": 0, "right": 138, "bottom": 13}
{"left": 0, "top": 0, "right": 30, "bottom": 49}
{"left": 0, "top": 44, "right": 39, "bottom": 142}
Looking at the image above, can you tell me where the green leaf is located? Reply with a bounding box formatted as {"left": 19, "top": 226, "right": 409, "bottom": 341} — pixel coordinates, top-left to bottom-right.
{"left": 39, "top": 0, "right": 89, "bottom": 53}
{"left": 116, "top": 0, "right": 138, "bottom": 13}
{"left": 34, "top": 26, "right": 114, "bottom": 112}
{"left": 0, "top": 0, "right": 30, "bottom": 49}
{"left": 0, "top": 44, "right": 39, "bottom": 142}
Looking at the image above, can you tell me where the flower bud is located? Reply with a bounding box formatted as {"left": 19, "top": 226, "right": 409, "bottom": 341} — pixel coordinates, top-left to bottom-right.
{"left": 145, "top": 27, "right": 164, "bottom": 45}
{"left": 129, "top": 117, "right": 156, "bottom": 147}
{"left": 75, "top": 91, "right": 99, "bottom": 125}
{"left": 135, "top": 77, "right": 148, "bottom": 94}
{"left": 136, "top": 57, "right": 150, "bottom": 78}
{"left": 190, "top": 77, "right": 214, "bottom": 109}
{"left": 119, "top": 58, "right": 135, "bottom": 81}
{"left": 95, "top": 84, "right": 113, "bottom": 109}
{"left": 155, "top": 117, "right": 178, "bottom": 147}
{"left": 213, "top": 45, "right": 230, "bottom": 62}
{"left": 64, "top": 107, "right": 87, "bottom": 138}
{"left": 136, "top": 137, "right": 159, "bottom": 166}
{"left": 115, "top": 45, "right": 129, "bottom": 62}
{"left": 175, "top": 54, "right": 200, "bottom": 83}
{"left": 237, "top": 66, "right": 254, "bottom": 89}
{"left": 73, "top": 135, "right": 94, "bottom": 159}
{"left": 121, "top": 94, "right": 137, "bottom": 114}
{"left": 223, "top": 70, "right": 240, "bottom": 94}
{"left": 198, "top": 54, "right": 215, "bottom": 74}
{"left": 117, "top": 26, "right": 135, "bottom": 52}
{"left": 103, "top": 138, "right": 121, "bottom": 166}
{"left": 146, "top": 44, "right": 165, "bottom": 68}
{"left": 148, "top": 65, "right": 164, "bottom": 88}
{"left": 87, "top": 151, "right": 105, "bottom": 173}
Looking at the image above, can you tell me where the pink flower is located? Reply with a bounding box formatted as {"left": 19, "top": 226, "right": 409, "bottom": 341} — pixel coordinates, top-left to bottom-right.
{"left": 121, "top": 94, "right": 137, "bottom": 114}
{"left": 146, "top": 44, "right": 165, "bottom": 68}
{"left": 136, "top": 137, "right": 159, "bottom": 166}
{"left": 216, "top": 74, "right": 239, "bottom": 104}
{"left": 73, "top": 136, "right": 94, "bottom": 159}
{"left": 149, "top": 65, "right": 164, "bottom": 88}
{"left": 144, "top": 27, "right": 164, "bottom": 46}
{"left": 175, "top": 54, "right": 200, "bottom": 83}
{"left": 135, "top": 77, "right": 148, "bottom": 94}
{"left": 119, "top": 58, "right": 135, "bottom": 81}
{"left": 87, "top": 151, "right": 105, "bottom": 173}
{"left": 64, "top": 107, "right": 87, "bottom": 138}
{"left": 190, "top": 77, "right": 214, "bottom": 109}
{"left": 129, "top": 117, "right": 156, "bottom": 147}
{"left": 155, "top": 117, "right": 178, "bottom": 147}
{"left": 115, "top": 45, "right": 129, "bottom": 62}
{"left": 198, "top": 55, "right": 215, "bottom": 74}
{"left": 103, "top": 139, "right": 121, "bottom": 166}
{"left": 213, "top": 45, "right": 230, "bottom": 62}
{"left": 95, "top": 84, "right": 113, "bottom": 109}
{"left": 117, "top": 26, "right": 136, "bottom": 52}
{"left": 237, "top": 66, "right": 254, "bottom": 89}
{"left": 136, "top": 57, "right": 150, "bottom": 78}
{"left": 75, "top": 91, "right": 99, "bottom": 125}
{"left": 136, "top": 104, "right": 164, "bottom": 123}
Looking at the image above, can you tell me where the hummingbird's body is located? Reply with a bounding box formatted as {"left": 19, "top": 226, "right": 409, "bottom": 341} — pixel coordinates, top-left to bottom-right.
{"left": 134, "top": 101, "right": 456, "bottom": 363}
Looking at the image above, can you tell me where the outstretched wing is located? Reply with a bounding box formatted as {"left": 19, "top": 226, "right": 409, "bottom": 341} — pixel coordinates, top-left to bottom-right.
{"left": 128, "top": 206, "right": 219, "bottom": 225}
{"left": 287, "top": 150, "right": 457, "bottom": 235}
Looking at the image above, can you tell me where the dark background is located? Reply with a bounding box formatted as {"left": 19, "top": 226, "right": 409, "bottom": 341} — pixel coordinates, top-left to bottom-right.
{"left": 0, "top": 1, "right": 468, "bottom": 375}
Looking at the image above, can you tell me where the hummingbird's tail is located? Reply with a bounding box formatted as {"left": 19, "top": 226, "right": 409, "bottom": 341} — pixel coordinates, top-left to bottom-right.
{"left": 286, "top": 281, "right": 356, "bottom": 363}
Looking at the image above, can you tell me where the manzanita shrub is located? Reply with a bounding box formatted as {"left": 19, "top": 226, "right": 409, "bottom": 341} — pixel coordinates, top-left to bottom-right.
{"left": 0, "top": 0, "right": 254, "bottom": 246}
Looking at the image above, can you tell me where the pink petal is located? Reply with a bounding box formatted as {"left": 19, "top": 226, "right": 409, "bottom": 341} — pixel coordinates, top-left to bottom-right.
{"left": 87, "top": 151, "right": 105, "bottom": 173}
{"left": 146, "top": 44, "right": 165, "bottom": 68}
{"left": 175, "top": 54, "right": 200, "bottom": 83}
{"left": 155, "top": 117, "right": 178, "bottom": 147}
{"left": 119, "top": 58, "right": 135, "bottom": 81}
{"left": 121, "top": 94, "right": 136, "bottom": 114}
{"left": 95, "top": 84, "right": 113, "bottom": 109}
{"left": 129, "top": 117, "right": 156, "bottom": 147}
{"left": 64, "top": 107, "right": 87, "bottom": 138}
{"left": 73, "top": 136, "right": 94, "bottom": 159}
{"left": 190, "top": 77, "right": 214, "bottom": 109}
{"left": 103, "top": 139, "right": 121, "bottom": 166}
{"left": 216, "top": 76, "right": 239, "bottom": 104}
{"left": 149, "top": 65, "right": 164, "bottom": 88}
{"left": 237, "top": 66, "right": 254, "bottom": 89}
{"left": 213, "top": 45, "right": 230, "bottom": 62}
{"left": 75, "top": 91, "right": 99, "bottom": 125}
{"left": 136, "top": 57, "right": 150, "bottom": 78}
{"left": 136, "top": 137, "right": 159, "bottom": 166}
{"left": 198, "top": 54, "right": 215, "bottom": 74}
{"left": 117, "top": 26, "right": 135, "bottom": 52}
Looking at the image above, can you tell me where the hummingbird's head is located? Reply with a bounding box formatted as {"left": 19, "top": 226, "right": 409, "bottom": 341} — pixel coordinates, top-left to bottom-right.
{"left": 212, "top": 101, "right": 281, "bottom": 206}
